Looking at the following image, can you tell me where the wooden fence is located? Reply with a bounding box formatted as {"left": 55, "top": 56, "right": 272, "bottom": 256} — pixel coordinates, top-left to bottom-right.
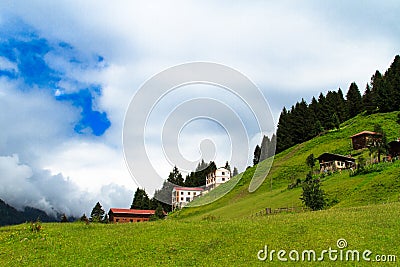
{"left": 253, "top": 206, "right": 305, "bottom": 217}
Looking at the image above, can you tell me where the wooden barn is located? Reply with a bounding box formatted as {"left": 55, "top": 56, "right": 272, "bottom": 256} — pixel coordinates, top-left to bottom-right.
{"left": 108, "top": 208, "right": 161, "bottom": 223}
{"left": 350, "top": 131, "right": 382, "bottom": 150}
{"left": 317, "top": 153, "right": 356, "bottom": 172}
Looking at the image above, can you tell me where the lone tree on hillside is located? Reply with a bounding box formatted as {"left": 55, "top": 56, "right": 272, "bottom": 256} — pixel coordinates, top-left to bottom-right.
{"left": 300, "top": 173, "right": 326, "bottom": 211}
{"left": 90, "top": 202, "right": 105, "bottom": 222}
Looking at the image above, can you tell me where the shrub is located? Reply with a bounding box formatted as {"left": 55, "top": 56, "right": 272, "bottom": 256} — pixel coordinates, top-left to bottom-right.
{"left": 300, "top": 173, "right": 326, "bottom": 211}
{"left": 27, "top": 219, "right": 42, "bottom": 233}
{"left": 202, "top": 215, "right": 217, "bottom": 221}
{"left": 350, "top": 162, "right": 388, "bottom": 177}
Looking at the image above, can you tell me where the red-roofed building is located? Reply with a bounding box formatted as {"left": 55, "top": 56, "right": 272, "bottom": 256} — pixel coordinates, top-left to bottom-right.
{"left": 350, "top": 131, "right": 382, "bottom": 150}
{"left": 108, "top": 208, "right": 161, "bottom": 223}
{"left": 172, "top": 187, "right": 204, "bottom": 210}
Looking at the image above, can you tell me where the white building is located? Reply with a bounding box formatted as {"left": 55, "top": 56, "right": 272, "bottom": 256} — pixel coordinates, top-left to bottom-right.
{"left": 172, "top": 187, "right": 204, "bottom": 210}
{"left": 206, "top": 167, "right": 231, "bottom": 189}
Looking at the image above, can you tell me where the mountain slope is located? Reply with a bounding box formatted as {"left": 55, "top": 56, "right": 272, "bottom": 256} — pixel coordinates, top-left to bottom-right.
{"left": 0, "top": 199, "right": 58, "bottom": 226}
{"left": 171, "top": 111, "right": 400, "bottom": 220}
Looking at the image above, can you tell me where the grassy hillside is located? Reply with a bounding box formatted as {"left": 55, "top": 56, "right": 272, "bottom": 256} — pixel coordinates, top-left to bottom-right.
{"left": 171, "top": 111, "right": 400, "bottom": 221}
{"left": 1, "top": 202, "right": 399, "bottom": 266}
{"left": 1, "top": 112, "right": 399, "bottom": 266}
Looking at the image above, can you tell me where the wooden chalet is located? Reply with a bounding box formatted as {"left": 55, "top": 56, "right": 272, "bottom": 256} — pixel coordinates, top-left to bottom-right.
{"left": 317, "top": 153, "right": 356, "bottom": 172}
{"left": 350, "top": 131, "right": 382, "bottom": 150}
{"left": 108, "top": 208, "right": 163, "bottom": 223}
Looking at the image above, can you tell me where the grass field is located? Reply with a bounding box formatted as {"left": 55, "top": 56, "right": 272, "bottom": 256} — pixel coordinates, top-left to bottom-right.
{"left": 1, "top": 202, "right": 399, "bottom": 266}
{"left": 1, "top": 111, "right": 400, "bottom": 266}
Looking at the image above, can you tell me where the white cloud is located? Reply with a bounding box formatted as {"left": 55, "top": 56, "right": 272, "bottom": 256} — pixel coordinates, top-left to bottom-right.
{"left": 0, "top": 79, "right": 77, "bottom": 161}
{"left": 41, "top": 140, "right": 136, "bottom": 193}
{"left": 0, "top": 0, "right": 399, "bottom": 213}
{"left": 0, "top": 56, "right": 18, "bottom": 72}
{"left": 0, "top": 78, "right": 134, "bottom": 215}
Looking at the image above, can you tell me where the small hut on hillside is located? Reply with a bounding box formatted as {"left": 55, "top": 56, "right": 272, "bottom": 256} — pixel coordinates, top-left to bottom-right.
{"left": 350, "top": 131, "right": 382, "bottom": 150}
{"left": 317, "top": 153, "right": 356, "bottom": 172}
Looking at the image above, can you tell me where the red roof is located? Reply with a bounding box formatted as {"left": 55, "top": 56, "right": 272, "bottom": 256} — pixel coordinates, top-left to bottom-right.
{"left": 173, "top": 187, "right": 204, "bottom": 191}
{"left": 351, "top": 131, "right": 382, "bottom": 138}
{"left": 109, "top": 208, "right": 156, "bottom": 215}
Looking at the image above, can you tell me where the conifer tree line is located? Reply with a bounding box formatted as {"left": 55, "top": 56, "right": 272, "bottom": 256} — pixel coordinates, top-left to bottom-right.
{"left": 275, "top": 55, "right": 400, "bottom": 154}
{"left": 253, "top": 134, "right": 276, "bottom": 165}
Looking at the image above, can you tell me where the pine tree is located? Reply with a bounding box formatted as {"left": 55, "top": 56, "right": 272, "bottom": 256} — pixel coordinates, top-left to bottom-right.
{"left": 384, "top": 55, "right": 400, "bottom": 111}
{"left": 259, "top": 135, "right": 270, "bottom": 162}
{"left": 309, "top": 96, "right": 319, "bottom": 119}
{"left": 90, "top": 202, "right": 105, "bottom": 222}
{"left": 149, "top": 204, "right": 165, "bottom": 221}
{"left": 253, "top": 145, "right": 261, "bottom": 165}
{"left": 196, "top": 159, "right": 208, "bottom": 172}
{"left": 184, "top": 160, "right": 215, "bottom": 187}
{"left": 337, "top": 88, "right": 348, "bottom": 122}
{"left": 80, "top": 213, "right": 89, "bottom": 223}
{"left": 371, "top": 70, "right": 388, "bottom": 112}
{"left": 131, "top": 188, "right": 150, "bottom": 209}
{"left": 332, "top": 113, "right": 340, "bottom": 130}
{"left": 324, "top": 91, "right": 338, "bottom": 129}
{"left": 309, "top": 97, "right": 322, "bottom": 135}
{"left": 154, "top": 204, "right": 165, "bottom": 219}
{"left": 318, "top": 92, "right": 336, "bottom": 130}
{"left": 362, "top": 84, "right": 376, "bottom": 114}
{"left": 268, "top": 134, "right": 277, "bottom": 158}
{"left": 288, "top": 99, "right": 317, "bottom": 143}
{"left": 102, "top": 214, "right": 109, "bottom": 224}
{"left": 224, "top": 161, "right": 231, "bottom": 174}
{"left": 346, "top": 82, "right": 363, "bottom": 118}
{"left": 167, "top": 166, "right": 184, "bottom": 186}
{"left": 276, "top": 107, "right": 294, "bottom": 153}
{"left": 232, "top": 167, "right": 238, "bottom": 177}
{"left": 315, "top": 120, "right": 324, "bottom": 133}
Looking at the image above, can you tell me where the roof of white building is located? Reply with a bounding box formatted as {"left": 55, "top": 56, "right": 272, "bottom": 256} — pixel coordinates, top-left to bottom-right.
{"left": 173, "top": 186, "right": 204, "bottom": 191}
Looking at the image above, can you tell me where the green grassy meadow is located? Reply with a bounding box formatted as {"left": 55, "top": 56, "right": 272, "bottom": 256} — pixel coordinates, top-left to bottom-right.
{"left": 1, "top": 202, "right": 399, "bottom": 266}
{"left": 174, "top": 111, "right": 400, "bottom": 221}
{"left": 1, "top": 111, "right": 400, "bottom": 266}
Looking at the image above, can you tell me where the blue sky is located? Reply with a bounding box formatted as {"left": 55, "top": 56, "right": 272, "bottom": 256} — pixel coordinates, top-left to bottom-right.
{"left": 0, "top": 1, "right": 399, "bottom": 215}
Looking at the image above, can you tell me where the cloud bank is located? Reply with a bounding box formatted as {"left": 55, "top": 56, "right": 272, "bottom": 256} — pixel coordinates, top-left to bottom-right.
{"left": 0, "top": 1, "right": 399, "bottom": 215}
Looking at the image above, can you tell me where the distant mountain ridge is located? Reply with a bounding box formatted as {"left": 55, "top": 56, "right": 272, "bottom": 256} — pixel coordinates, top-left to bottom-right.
{"left": 0, "top": 198, "right": 58, "bottom": 226}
